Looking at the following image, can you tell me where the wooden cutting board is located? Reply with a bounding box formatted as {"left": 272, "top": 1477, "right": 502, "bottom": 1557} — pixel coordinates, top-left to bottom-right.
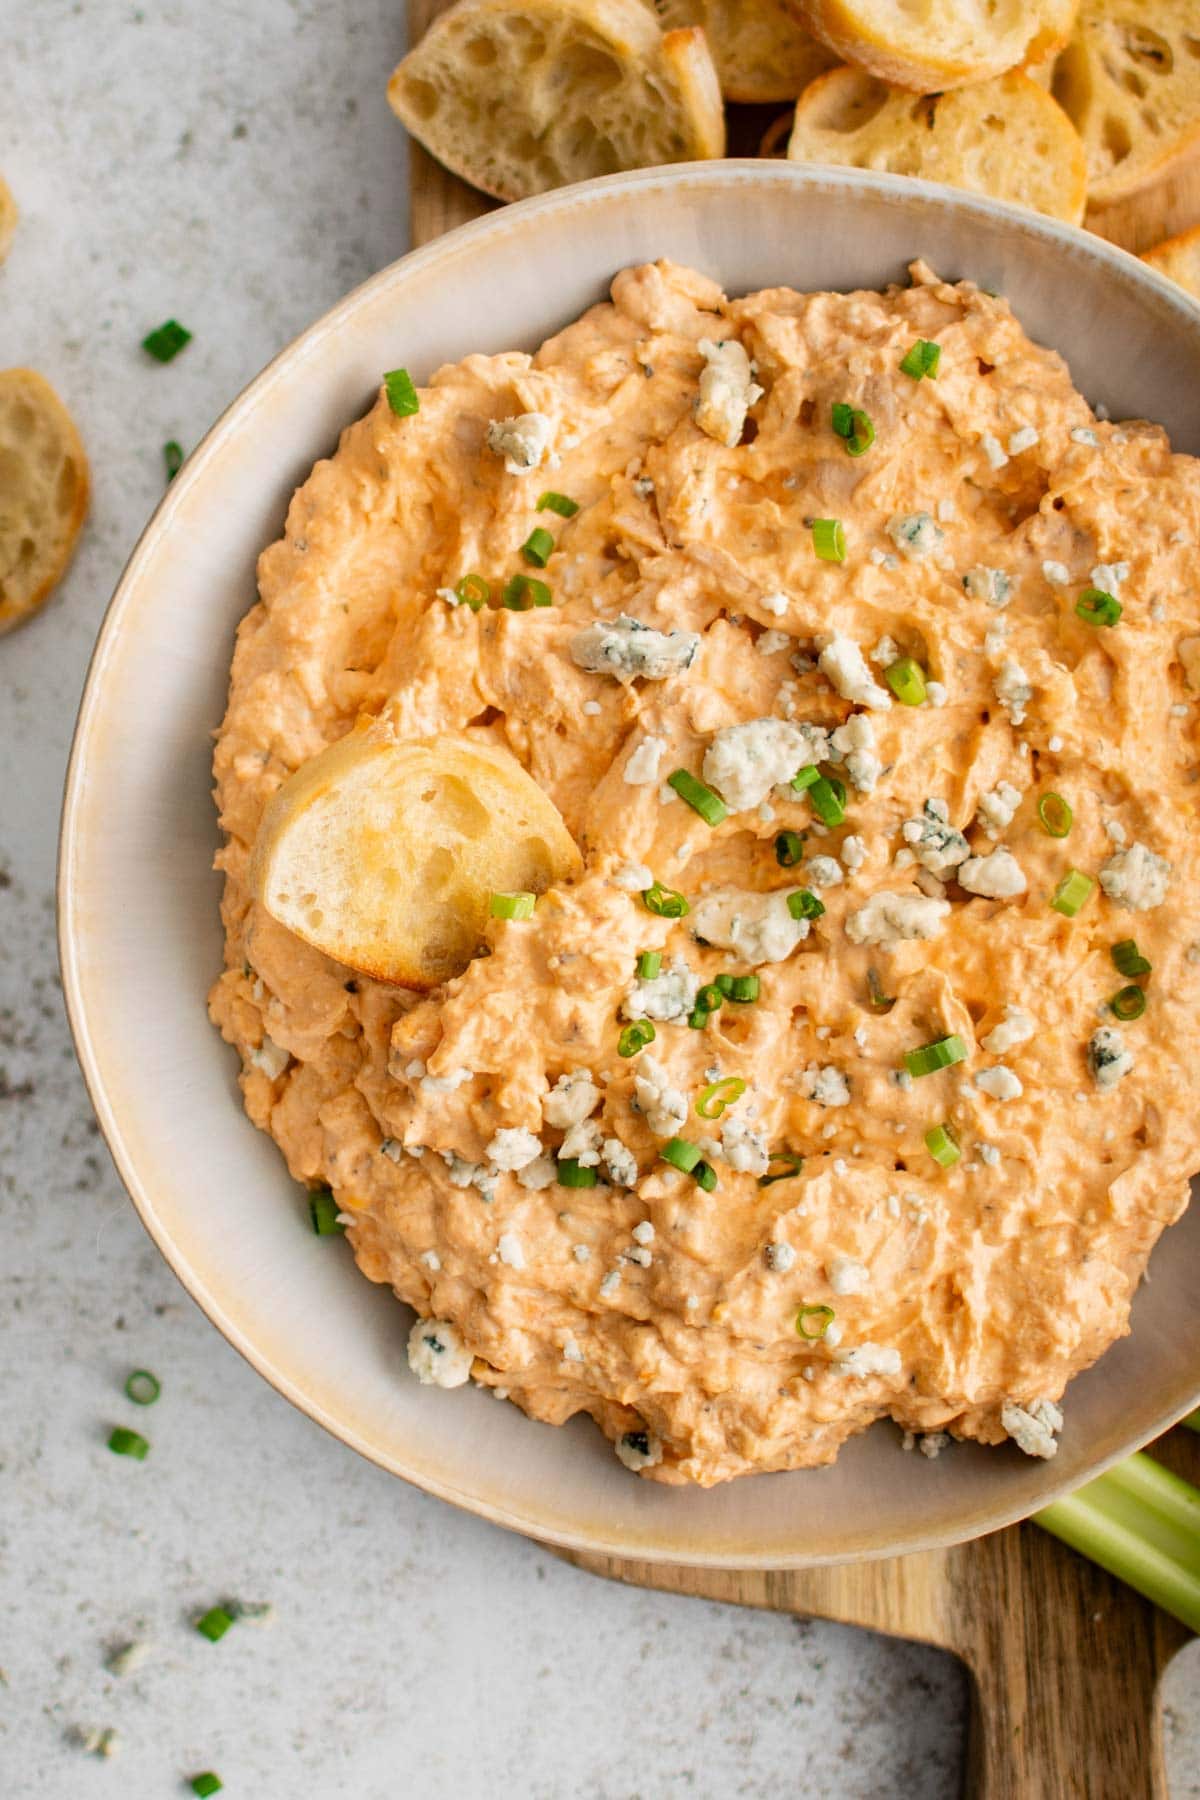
{"left": 404, "top": 12, "right": 1200, "bottom": 1787}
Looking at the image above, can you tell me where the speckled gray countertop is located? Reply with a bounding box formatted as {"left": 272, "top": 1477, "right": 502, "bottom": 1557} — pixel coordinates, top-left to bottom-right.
{"left": 3, "top": 5, "right": 1197, "bottom": 1795}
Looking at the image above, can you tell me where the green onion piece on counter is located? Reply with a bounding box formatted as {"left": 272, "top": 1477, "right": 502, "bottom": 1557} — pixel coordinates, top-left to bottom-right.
{"left": 790, "top": 764, "right": 820, "bottom": 793}
{"left": 796, "top": 1303, "right": 836, "bottom": 1340}
{"left": 1050, "top": 868, "right": 1095, "bottom": 918}
{"left": 667, "top": 768, "right": 728, "bottom": 826}
{"left": 124, "top": 1370, "right": 161, "bottom": 1406}
{"left": 636, "top": 950, "right": 662, "bottom": 980}
{"left": 760, "top": 1152, "right": 803, "bottom": 1187}
{"left": 195, "top": 1607, "right": 234, "bottom": 1643}
{"left": 163, "top": 440, "right": 184, "bottom": 481}
{"left": 108, "top": 1427, "right": 149, "bottom": 1460}
{"left": 831, "top": 403, "right": 875, "bottom": 456}
{"left": 1037, "top": 792, "right": 1073, "bottom": 838}
{"left": 811, "top": 517, "right": 847, "bottom": 563}
{"left": 727, "top": 975, "right": 760, "bottom": 1003}
{"left": 618, "top": 1019, "right": 656, "bottom": 1058}
{"left": 693, "top": 1161, "right": 718, "bottom": 1192}
{"left": 696, "top": 1076, "right": 747, "bottom": 1119}
{"left": 490, "top": 890, "right": 536, "bottom": 920}
{"left": 885, "top": 657, "right": 928, "bottom": 706}
{"left": 695, "top": 983, "right": 725, "bottom": 1012}
{"left": 1075, "top": 587, "right": 1122, "bottom": 627}
{"left": 557, "top": 1159, "right": 597, "bottom": 1188}
{"left": 687, "top": 1007, "right": 711, "bottom": 1030}
{"left": 924, "top": 1122, "right": 961, "bottom": 1169}
{"left": 787, "top": 889, "right": 824, "bottom": 921}
{"left": 308, "top": 1190, "right": 344, "bottom": 1236}
{"left": 1112, "top": 938, "right": 1151, "bottom": 978}
{"left": 383, "top": 367, "right": 419, "bottom": 416}
{"left": 455, "top": 573, "right": 490, "bottom": 610}
{"left": 1111, "top": 984, "right": 1147, "bottom": 1021}
{"left": 904, "top": 1034, "right": 967, "bottom": 1079}
{"left": 190, "top": 1777, "right": 223, "bottom": 1798}
{"left": 661, "top": 1137, "right": 703, "bottom": 1174}
{"left": 899, "top": 338, "right": 940, "bottom": 380}
{"left": 520, "top": 526, "right": 556, "bottom": 568}
{"left": 142, "top": 319, "right": 192, "bottom": 363}
{"left": 867, "top": 968, "right": 896, "bottom": 1012}
{"left": 775, "top": 829, "right": 805, "bottom": 867}
{"left": 501, "top": 573, "right": 552, "bottom": 609}
{"left": 808, "top": 775, "right": 845, "bottom": 827}
{"left": 1035, "top": 1451, "right": 1200, "bottom": 1636}
{"left": 642, "top": 880, "right": 689, "bottom": 918}
{"left": 536, "top": 491, "right": 579, "bottom": 517}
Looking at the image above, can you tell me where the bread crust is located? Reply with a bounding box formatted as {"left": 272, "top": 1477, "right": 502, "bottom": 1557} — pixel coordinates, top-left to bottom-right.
{"left": 0, "top": 368, "right": 90, "bottom": 637}
{"left": 646, "top": 0, "right": 834, "bottom": 102}
{"left": 791, "top": 0, "right": 1079, "bottom": 93}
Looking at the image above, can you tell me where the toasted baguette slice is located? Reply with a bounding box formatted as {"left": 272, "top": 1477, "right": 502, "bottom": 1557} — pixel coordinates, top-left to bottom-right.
{"left": 643, "top": 0, "right": 834, "bottom": 101}
{"left": 0, "top": 176, "right": 16, "bottom": 263}
{"left": 1142, "top": 225, "right": 1200, "bottom": 302}
{"left": 388, "top": 0, "right": 724, "bottom": 203}
{"left": 786, "top": 66, "right": 1088, "bottom": 225}
{"left": 0, "top": 369, "right": 90, "bottom": 636}
{"left": 249, "top": 728, "right": 582, "bottom": 989}
{"left": 1050, "top": 1, "right": 1200, "bottom": 204}
{"left": 790, "top": 0, "right": 1078, "bottom": 91}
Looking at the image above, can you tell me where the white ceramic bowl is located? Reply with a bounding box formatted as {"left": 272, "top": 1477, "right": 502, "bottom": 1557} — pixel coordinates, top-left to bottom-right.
{"left": 60, "top": 162, "right": 1200, "bottom": 1567}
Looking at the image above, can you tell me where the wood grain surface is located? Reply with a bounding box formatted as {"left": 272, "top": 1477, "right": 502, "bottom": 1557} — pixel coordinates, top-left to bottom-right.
{"left": 401, "top": 6, "right": 1200, "bottom": 1789}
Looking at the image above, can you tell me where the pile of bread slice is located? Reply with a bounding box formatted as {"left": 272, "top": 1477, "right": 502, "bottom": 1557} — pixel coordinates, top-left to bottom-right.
{"left": 390, "top": 0, "right": 1200, "bottom": 241}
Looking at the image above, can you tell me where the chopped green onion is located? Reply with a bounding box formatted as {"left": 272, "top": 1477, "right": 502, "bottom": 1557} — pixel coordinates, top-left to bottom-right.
{"left": 502, "top": 574, "right": 552, "bottom": 609}
{"left": 727, "top": 975, "right": 760, "bottom": 1003}
{"left": 108, "top": 1427, "right": 149, "bottom": 1460}
{"left": 661, "top": 1137, "right": 703, "bottom": 1174}
{"left": 1037, "top": 792, "right": 1073, "bottom": 838}
{"left": 687, "top": 1007, "right": 711, "bottom": 1030}
{"left": 811, "top": 518, "right": 846, "bottom": 563}
{"left": 195, "top": 1607, "right": 234, "bottom": 1643}
{"left": 163, "top": 440, "right": 184, "bottom": 481}
{"left": 618, "top": 1019, "right": 656, "bottom": 1058}
{"left": 142, "top": 319, "right": 192, "bottom": 363}
{"left": 831, "top": 403, "right": 875, "bottom": 456}
{"left": 1051, "top": 868, "right": 1095, "bottom": 918}
{"left": 796, "top": 1303, "right": 836, "bottom": 1340}
{"left": 536, "top": 491, "right": 579, "bottom": 517}
{"left": 924, "top": 1122, "right": 961, "bottom": 1169}
{"left": 667, "top": 768, "right": 728, "bottom": 826}
{"left": 1111, "top": 984, "right": 1146, "bottom": 1021}
{"left": 885, "top": 657, "right": 928, "bottom": 706}
{"left": 760, "top": 1152, "right": 803, "bottom": 1187}
{"left": 636, "top": 950, "right": 662, "bottom": 980}
{"left": 124, "top": 1370, "right": 161, "bottom": 1407}
{"left": 557, "top": 1159, "right": 597, "bottom": 1188}
{"left": 490, "top": 890, "right": 536, "bottom": 920}
{"left": 867, "top": 968, "right": 896, "bottom": 1012}
{"left": 1112, "top": 939, "right": 1151, "bottom": 979}
{"left": 1075, "top": 587, "right": 1122, "bottom": 627}
{"left": 899, "top": 338, "right": 940, "bottom": 380}
{"left": 190, "top": 1777, "right": 224, "bottom": 1798}
{"left": 695, "top": 983, "right": 725, "bottom": 1012}
{"left": 787, "top": 889, "right": 824, "bottom": 921}
{"left": 790, "top": 764, "right": 820, "bottom": 793}
{"left": 308, "top": 1190, "right": 344, "bottom": 1235}
{"left": 808, "top": 775, "right": 845, "bottom": 827}
{"left": 696, "top": 1076, "right": 747, "bottom": 1119}
{"left": 642, "top": 881, "right": 689, "bottom": 918}
{"left": 1035, "top": 1451, "right": 1200, "bottom": 1636}
{"left": 521, "top": 526, "right": 556, "bottom": 568}
{"left": 713, "top": 974, "right": 736, "bottom": 998}
{"left": 383, "top": 367, "right": 419, "bottom": 416}
{"left": 775, "top": 830, "right": 805, "bottom": 867}
{"left": 904, "top": 1034, "right": 967, "bottom": 1079}
{"left": 455, "top": 573, "right": 490, "bottom": 610}
{"left": 693, "top": 1161, "right": 718, "bottom": 1192}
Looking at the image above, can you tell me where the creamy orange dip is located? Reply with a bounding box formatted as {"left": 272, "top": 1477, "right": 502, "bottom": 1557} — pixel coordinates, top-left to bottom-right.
{"left": 210, "top": 259, "right": 1200, "bottom": 1486}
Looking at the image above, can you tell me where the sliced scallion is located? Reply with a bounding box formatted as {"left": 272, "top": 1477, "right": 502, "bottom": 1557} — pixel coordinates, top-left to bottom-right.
{"left": 1112, "top": 939, "right": 1151, "bottom": 979}
{"left": 885, "top": 657, "right": 928, "bottom": 706}
{"left": 867, "top": 968, "right": 896, "bottom": 1012}
{"left": 455, "top": 573, "right": 490, "bottom": 610}
{"left": 791, "top": 764, "right": 820, "bottom": 793}
{"left": 831, "top": 403, "right": 875, "bottom": 456}
{"left": 557, "top": 1159, "right": 597, "bottom": 1188}
{"left": 695, "top": 983, "right": 725, "bottom": 1012}
{"left": 775, "top": 830, "right": 805, "bottom": 867}
{"left": 142, "top": 319, "right": 191, "bottom": 363}
{"left": 108, "top": 1427, "right": 149, "bottom": 1460}
{"left": 642, "top": 881, "right": 689, "bottom": 918}
{"left": 904, "top": 1034, "right": 967, "bottom": 1079}
{"left": 811, "top": 518, "right": 846, "bottom": 563}
{"left": 796, "top": 1303, "right": 835, "bottom": 1340}
{"left": 163, "top": 440, "right": 184, "bottom": 481}
{"left": 308, "top": 1190, "right": 344, "bottom": 1236}
{"left": 490, "top": 891, "right": 536, "bottom": 920}
{"left": 727, "top": 975, "right": 760, "bottom": 1002}
{"left": 924, "top": 1122, "right": 961, "bottom": 1169}
{"left": 687, "top": 1007, "right": 712, "bottom": 1030}
{"left": 502, "top": 573, "right": 552, "bottom": 609}
{"left": 195, "top": 1607, "right": 234, "bottom": 1643}
{"left": 696, "top": 1076, "right": 746, "bottom": 1119}
{"left": 899, "top": 339, "right": 940, "bottom": 380}
{"left": 760, "top": 1152, "right": 803, "bottom": 1187}
{"left": 661, "top": 1137, "right": 703, "bottom": 1174}
{"left": 1050, "top": 868, "right": 1095, "bottom": 918}
{"left": 787, "top": 889, "right": 824, "bottom": 921}
{"left": 714, "top": 974, "right": 736, "bottom": 998}
{"left": 124, "top": 1370, "right": 161, "bottom": 1407}
{"left": 1076, "top": 588, "right": 1122, "bottom": 627}
{"left": 636, "top": 950, "right": 662, "bottom": 980}
{"left": 693, "top": 1161, "right": 718, "bottom": 1192}
{"left": 190, "top": 1777, "right": 224, "bottom": 1798}
{"left": 1111, "top": 984, "right": 1146, "bottom": 1021}
{"left": 667, "top": 768, "right": 728, "bottom": 826}
{"left": 520, "top": 526, "right": 555, "bottom": 568}
{"left": 536, "top": 491, "right": 579, "bottom": 517}
{"left": 618, "top": 1019, "right": 656, "bottom": 1058}
{"left": 383, "top": 367, "right": 419, "bottom": 416}
{"left": 1037, "top": 792, "right": 1073, "bottom": 838}
{"left": 808, "top": 775, "right": 845, "bottom": 827}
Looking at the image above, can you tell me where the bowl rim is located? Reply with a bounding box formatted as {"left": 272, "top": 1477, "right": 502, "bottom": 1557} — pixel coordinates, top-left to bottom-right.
{"left": 58, "top": 159, "right": 1200, "bottom": 1566}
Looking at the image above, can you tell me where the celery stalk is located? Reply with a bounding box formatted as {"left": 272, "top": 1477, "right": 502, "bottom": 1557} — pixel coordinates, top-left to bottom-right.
{"left": 1035, "top": 1451, "right": 1200, "bottom": 1633}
